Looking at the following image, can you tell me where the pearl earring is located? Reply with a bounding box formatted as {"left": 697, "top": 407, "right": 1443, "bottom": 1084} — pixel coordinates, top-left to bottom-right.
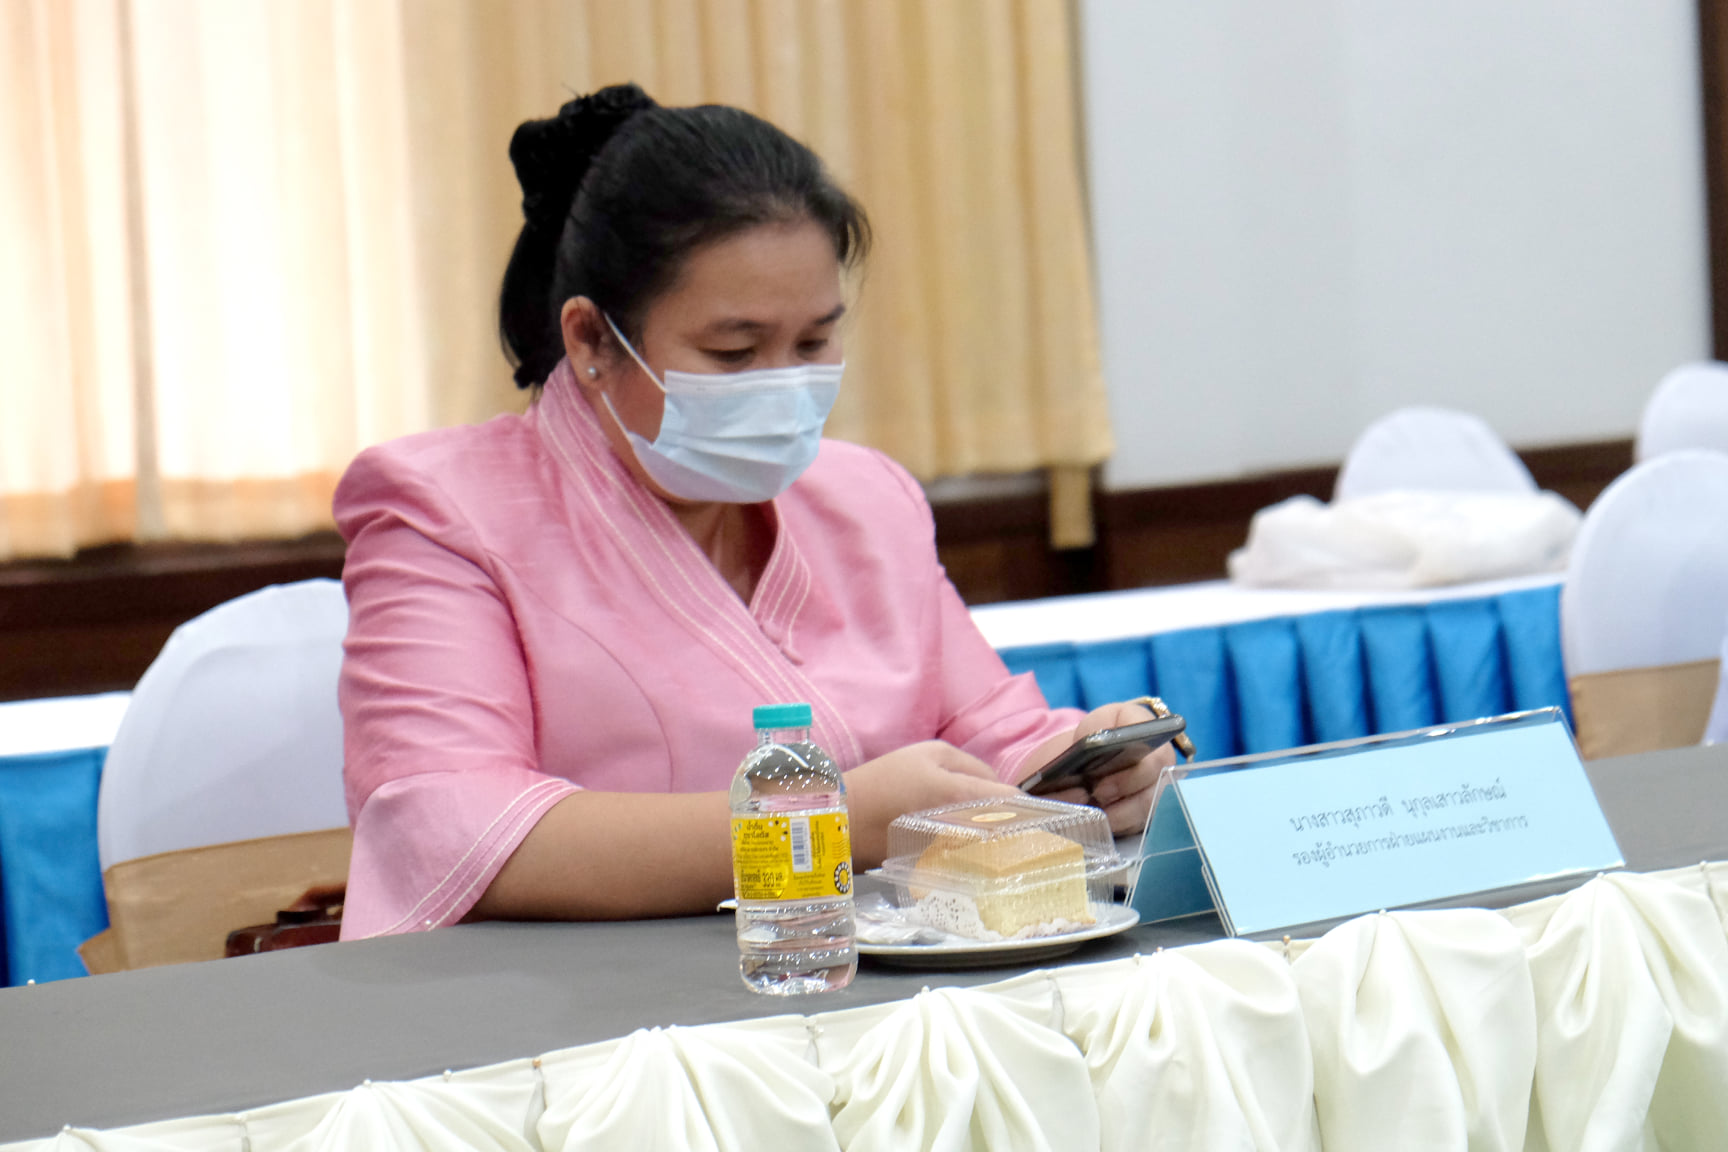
{"left": 586, "top": 365, "right": 598, "bottom": 379}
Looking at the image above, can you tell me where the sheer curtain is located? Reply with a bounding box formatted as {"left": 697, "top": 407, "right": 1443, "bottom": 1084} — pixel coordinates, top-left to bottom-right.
{"left": 1, "top": 0, "right": 137, "bottom": 558}
{"left": 0, "top": 0, "right": 1112, "bottom": 562}
{"left": 1, "top": 0, "right": 429, "bottom": 558}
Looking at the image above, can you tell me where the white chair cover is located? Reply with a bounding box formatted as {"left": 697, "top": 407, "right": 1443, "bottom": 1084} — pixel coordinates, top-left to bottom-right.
{"left": 1636, "top": 361, "right": 1728, "bottom": 463}
{"left": 1560, "top": 451, "right": 1728, "bottom": 678}
{"left": 1333, "top": 408, "right": 1535, "bottom": 502}
{"left": 96, "top": 579, "right": 351, "bottom": 870}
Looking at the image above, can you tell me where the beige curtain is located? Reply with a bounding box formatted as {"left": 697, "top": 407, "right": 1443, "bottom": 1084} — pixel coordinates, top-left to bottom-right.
{"left": 1, "top": 0, "right": 136, "bottom": 558}
{"left": 0, "top": 0, "right": 1112, "bottom": 562}
{"left": 1, "top": 0, "right": 431, "bottom": 558}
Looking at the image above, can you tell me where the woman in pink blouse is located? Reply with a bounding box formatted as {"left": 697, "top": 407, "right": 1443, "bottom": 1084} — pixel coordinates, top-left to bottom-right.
{"left": 335, "top": 84, "right": 1174, "bottom": 938}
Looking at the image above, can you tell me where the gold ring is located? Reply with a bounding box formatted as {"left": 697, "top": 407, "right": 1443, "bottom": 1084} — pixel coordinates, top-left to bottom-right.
{"left": 1131, "top": 695, "right": 1197, "bottom": 763}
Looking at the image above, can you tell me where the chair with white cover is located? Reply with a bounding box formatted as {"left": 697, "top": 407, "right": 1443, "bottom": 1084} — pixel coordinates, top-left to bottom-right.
{"left": 84, "top": 579, "right": 352, "bottom": 972}
{"left": 1635, "top": 360, "right": 1728, "bottom": 463}
{"left": 1334, "top": 407, "right": 1536, "bottom": 502}
{"left": 1561, "top": 451, "right": 1728, "bottom": 760}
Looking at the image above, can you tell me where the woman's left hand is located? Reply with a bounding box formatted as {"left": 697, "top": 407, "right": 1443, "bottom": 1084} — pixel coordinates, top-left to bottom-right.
{"left": 1028, "top": 700, "right": 1177, "bottom": 836}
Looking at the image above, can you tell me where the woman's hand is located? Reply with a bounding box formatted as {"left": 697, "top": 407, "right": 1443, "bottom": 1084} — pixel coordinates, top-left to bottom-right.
{"left": 1022, "top": 701, "right": 1178, "bottom": 836}
{"left": 844, "top": 741, "right": 1021, "bottom": 868}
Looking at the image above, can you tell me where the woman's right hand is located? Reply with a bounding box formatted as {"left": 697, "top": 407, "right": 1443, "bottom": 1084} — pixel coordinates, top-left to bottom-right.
{"left": 843, "top": 741, "right": 1020, "bottom": 868}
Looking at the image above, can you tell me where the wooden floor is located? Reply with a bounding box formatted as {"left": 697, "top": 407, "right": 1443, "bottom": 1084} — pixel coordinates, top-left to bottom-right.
{"left": 0, "top": 439, "right": 1630, "bottom": 702}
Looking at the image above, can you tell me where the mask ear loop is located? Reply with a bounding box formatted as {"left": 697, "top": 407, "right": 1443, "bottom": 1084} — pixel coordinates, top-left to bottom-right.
{"left": 602, "top": 313, "right": 667, "bottom": 393}
{"left": 595, "top": 313, "right": 669, "bottom": 443}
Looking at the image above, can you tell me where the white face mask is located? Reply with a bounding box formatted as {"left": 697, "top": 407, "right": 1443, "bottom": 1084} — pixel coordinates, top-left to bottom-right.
{"left": 599, "top": 314, "right": 843, "bottom": 503}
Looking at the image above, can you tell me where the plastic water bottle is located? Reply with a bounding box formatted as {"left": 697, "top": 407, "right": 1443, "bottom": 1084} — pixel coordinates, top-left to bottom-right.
{"left": 728, "top": 702, "right": 856, "bottom": 994}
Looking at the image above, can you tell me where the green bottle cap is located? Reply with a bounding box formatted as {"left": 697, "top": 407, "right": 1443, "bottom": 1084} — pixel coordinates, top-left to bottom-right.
{"left": 753, "top": 702, "right": 813, "bottom": 729}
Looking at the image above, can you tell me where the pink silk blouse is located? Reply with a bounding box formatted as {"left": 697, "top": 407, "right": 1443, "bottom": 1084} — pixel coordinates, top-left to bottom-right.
{"left": 334, "top": 360, "right": 1082, "bottom": 938}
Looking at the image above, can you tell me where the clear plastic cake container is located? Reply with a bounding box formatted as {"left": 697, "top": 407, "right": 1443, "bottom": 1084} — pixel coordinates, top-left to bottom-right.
{"left": 870, "top": 796, "right": 1130, "bottom": 942}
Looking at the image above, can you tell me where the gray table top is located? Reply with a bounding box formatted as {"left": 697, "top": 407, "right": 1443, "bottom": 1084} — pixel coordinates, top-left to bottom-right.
{"left": 2, "top": 742, "right": 1724, "bottom": 1141}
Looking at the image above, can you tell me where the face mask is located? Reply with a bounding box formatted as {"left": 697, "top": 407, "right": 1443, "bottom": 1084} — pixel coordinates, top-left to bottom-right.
{"left": 598, "top": 314, "right": 842, "bottom": 503}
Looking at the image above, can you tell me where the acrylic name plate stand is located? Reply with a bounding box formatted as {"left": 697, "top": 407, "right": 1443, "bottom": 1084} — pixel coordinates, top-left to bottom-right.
{"left": 1127, "top": 708, "right": 1624, "bottom": 938}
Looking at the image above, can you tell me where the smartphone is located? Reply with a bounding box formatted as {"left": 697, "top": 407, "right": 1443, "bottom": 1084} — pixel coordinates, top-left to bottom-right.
{"left": 1019, "top": 714, "right": 1187, "bottom": 797}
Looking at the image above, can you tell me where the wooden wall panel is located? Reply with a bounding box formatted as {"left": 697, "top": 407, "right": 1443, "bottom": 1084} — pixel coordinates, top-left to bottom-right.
{"left": 0, "top": 535, "right": 345, "bottom": 702}
{"left": 939, "top": 439, "right": 1631, "bottom": 607}
{"left": 0, "top": 438, "right": 1636, "bottom": 702}
{"left": 1701, "top": 0, "right": 1728, "bottom": 355}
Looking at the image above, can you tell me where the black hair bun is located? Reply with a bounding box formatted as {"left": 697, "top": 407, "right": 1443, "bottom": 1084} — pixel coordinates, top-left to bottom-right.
{"left": 509, "top": 83, "right": 657, "bottom": 233}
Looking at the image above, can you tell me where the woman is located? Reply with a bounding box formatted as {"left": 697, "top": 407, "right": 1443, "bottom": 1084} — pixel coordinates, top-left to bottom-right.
{"left": 335, "top": 84, "right": 1172, "bottom": 938}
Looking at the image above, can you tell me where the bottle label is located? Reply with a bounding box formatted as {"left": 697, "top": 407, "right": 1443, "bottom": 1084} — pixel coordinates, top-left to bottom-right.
{"left": 731, "top": 812, "right": 853, "bottom": 901}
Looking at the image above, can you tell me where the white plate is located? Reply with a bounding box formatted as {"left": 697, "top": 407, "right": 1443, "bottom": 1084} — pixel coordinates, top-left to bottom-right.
{"left": 858, "top": 905, "right": 1140, "bottom": 968}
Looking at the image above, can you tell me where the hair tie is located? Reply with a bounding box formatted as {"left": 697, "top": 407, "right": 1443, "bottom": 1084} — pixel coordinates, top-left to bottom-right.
{"left": 508, "top": 83, "right": 656, "bottom": 233}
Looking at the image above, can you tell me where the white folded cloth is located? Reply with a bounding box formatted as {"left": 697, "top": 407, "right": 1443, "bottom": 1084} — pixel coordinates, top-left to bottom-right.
{"left": 1059, "top": 943, "right": 1319, "bottom": 1152}
{"left": 13, "top": 862, "right": 1728, "bottom": 1152}
{"left": 277, "top": 1074, "right": 539, "bottom": 1152}
{"left": 828, "top": 986, "right": 1099, "bottom": 1152}
{"left": 538, "top": 1020, "right": 836, "bottom": 1152}
{"left": 1502, "top": 871, "right": 1728, "bottom": 1152}
{"left": 1228, "top": 491, "right": 1581, "bottom": 590}
{"left": 1291, "top": 909, "right": 1535, "bottom": 1152}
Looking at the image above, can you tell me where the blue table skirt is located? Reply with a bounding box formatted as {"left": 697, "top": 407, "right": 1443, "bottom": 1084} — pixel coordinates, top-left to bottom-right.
{"left": 0, "top": 746, "right": 109, "bottom": 985}
{"left": 0, "top": 584, "right": 1566, "bottom": 987}
{"left": 998, "top": 585, "right": 1569, "bottom": 764}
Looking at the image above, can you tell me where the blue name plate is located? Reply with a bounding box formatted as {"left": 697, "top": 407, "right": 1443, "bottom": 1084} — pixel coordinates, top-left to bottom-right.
{"left": 1159, "top": 709, "right": 1622, "bottom": 937}
{"left": 1129, "top": 788, "right": 1214, "bottom": 923}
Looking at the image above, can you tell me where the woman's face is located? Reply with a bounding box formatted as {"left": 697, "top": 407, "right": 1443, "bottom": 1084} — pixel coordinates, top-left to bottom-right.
{"left": 601, "top": 218, "right": 846, "bottom": 448}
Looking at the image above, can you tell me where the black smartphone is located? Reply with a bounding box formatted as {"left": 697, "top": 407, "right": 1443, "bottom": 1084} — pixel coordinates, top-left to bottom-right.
{"left": 1019, "top": 714, "right": 1187, "bottom": 797}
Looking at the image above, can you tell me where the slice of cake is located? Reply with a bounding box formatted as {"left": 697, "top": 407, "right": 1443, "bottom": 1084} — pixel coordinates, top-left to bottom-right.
{"left": 911, "top": 827, "right": 1094, "bottom": 939}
